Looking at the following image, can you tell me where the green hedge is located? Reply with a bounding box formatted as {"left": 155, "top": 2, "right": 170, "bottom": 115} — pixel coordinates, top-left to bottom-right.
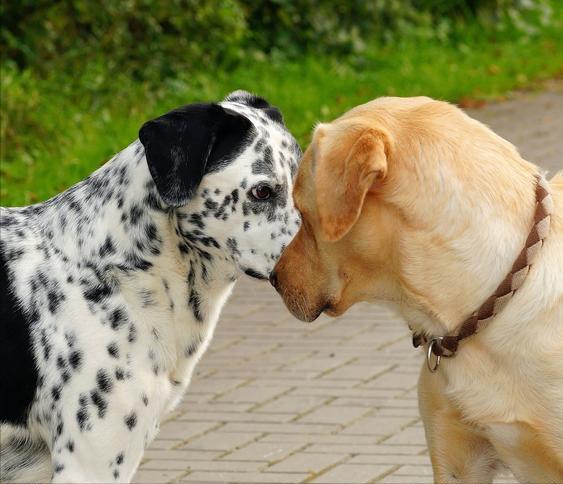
{"left": 1, "top": 0, "right": 247, "bottom": 79}
{"left": 1, "top": 1, "right": 562, "bottom": 206}
{"left": 2, "top": 0, "right": 556, "bottom": 82}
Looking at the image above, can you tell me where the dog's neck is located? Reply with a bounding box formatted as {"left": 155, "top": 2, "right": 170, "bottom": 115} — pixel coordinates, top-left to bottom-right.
{"left": 31, "top": 141, "right": 238, "bottom": 293}
{"left": 394, "top": 156, "right": 542, "bottom": 338}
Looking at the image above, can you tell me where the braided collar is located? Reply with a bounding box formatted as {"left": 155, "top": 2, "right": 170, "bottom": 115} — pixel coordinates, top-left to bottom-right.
{"left": 413, "top": 174, "right": 553, "bottom": 372}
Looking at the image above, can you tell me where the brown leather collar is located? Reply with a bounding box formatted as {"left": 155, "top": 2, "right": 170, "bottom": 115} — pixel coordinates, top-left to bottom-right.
{"left": 412, "top": 174, "right": 553, "bottom": 368}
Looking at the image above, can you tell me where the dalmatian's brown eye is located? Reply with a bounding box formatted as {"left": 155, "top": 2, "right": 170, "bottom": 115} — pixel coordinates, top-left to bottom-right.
{"left": 250, "top": 184, "right": 272, "bottom": 200}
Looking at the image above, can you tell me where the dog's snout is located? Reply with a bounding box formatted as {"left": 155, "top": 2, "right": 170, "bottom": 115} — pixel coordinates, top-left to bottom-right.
{"left": 269, "top": 270, "right": 278, "bottom": 288}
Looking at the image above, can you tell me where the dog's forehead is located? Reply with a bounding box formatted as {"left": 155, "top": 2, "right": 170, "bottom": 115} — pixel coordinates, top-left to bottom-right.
{"left": 220, "top": 100, "right": 284, "bottom": 138}
{"left": 220, "top": 100, "right": 301, "bottom": 177}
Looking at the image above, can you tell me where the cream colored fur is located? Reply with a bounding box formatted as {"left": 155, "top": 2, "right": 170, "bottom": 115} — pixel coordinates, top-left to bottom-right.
{"left": 273, "top": 96, "right": 563, "bottom": 482}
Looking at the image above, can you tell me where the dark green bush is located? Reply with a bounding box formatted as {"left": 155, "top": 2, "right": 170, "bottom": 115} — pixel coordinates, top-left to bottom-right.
{"left": 1, "top": 0, "right": 248, "bottom": 80}
{"left": 243, "top": 0, "right": 556, "bottom": 56}
{"left": 1, "top": 0, "right": 555, "bottom": 83}
{"left": 1, "top": 0, "right": 561, "bottom": 205}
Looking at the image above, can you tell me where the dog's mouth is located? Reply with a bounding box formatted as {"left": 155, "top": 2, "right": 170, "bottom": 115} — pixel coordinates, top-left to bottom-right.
{"left": 243, "top": 268, "right": 269, "bottom": 281}
{"left": 282, "top": 296, "right": 334, "bottom": 323}
{"left": 322, "top": 301, "right": 345, "bottom": 317}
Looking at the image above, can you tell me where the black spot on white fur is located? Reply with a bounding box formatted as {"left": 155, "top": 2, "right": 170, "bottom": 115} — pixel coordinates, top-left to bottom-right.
{"left": 0, "top": 246, "right": 38, "bottom": 424}
{"left": 124, "top": 412, "right": 137, "bottom": 430}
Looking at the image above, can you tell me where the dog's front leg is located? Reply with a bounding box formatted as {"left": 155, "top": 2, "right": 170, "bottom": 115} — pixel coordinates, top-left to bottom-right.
{"left": 49, "top": 391, "right": 156, "bottom": 483}
{"left": 50, "top": 423, "right": 149, "bottom": 483}
{"left": 418, "top": 364, "right": 500, "bottom": 483}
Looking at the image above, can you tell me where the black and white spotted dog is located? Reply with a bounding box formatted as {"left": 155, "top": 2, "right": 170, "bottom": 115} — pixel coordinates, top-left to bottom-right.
{"left": 0, "top": 91, "right": 301, "bottom": 482}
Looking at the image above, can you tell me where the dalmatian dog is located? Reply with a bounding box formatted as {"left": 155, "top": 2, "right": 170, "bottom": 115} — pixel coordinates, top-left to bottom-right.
{"left": 0, "top": 91, "right": 301, "bottom": 483}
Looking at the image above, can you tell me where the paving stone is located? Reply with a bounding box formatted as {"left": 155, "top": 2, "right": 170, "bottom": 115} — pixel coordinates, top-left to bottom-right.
{"left": 132, "top": 469, "right": 186, "bottom": 483}
{"left": 253, "top": 395, "right": 330, "bottom": 414}
{"left": 157, "top": 421, "right": 222, "bottom": 441}
{"left": 257, "top": 376, "right": 357, "bottom": 388}
{"left": 322, "top": 364, "right": 393, "bottom": 381}
{"left": 267, "top": 452, "right": 350, "bottom": 474}
{"left": 219, "top": 422, "right": 340, "bottom": 435}
{"left": 392, "top": 464, "right": 434, "bottom": 476}
{"left": 180, "top": 431, "right": 262, "bottom": 452}
{"left": 148, "top": 439, "right": 184, "bottom": 450}
{"left": 296, "top": 405, "right": 371, "bottom": 425}
{"left": 187, "top": 378, "right": 248, "bottom": 395}
{"left": 381, "top": 425, "right": 428, "bottom": 446}
{"left": 288, "top": 387, "right": 404, "bottom": 399}
{"left": 376, "top": 398, "right": 419, "bottom": 409}
{"left": 182, "top": 460, "right": 267, "bottom": 472}
{"left": 378, "top": 474, "right": 432, "bottom": 483}
{"left": 141, "top": 459, "right": 264, "bottom": 472}
{"left": 176, "top": 401, "right": 254, "bottom": 413}
{"left": 329, "top": 393, "right": 403, "bottom": 407}
{"left": 348, "top": 454, "right": 431, "bottom": 469}
{"left": 142, "top": 449, "right": 222, "bottom": 461}
{"left": 177, "top": 410, "right": 293, "bottom": 423}
{"left": 342, "top": 416, "right": 416, "bottom": 437}
{"left": 283, "top": 356, "right": 356, "bottom": 373}
{"left": 259, "top": 434, "right": 383, "bottom": 445}
{"left": 308, "top": 446, "right": 430, "bottom": 462}
{"left": 220, "top": 441, "right": 305, "bottom": 462}
{"left": 375, "top": 406, "right": 421, "bottom": 417}
{"left": 214, "top": 384, "right": 291, "bottom": 404}
{"left": 310, "top": 463, "right": 395, "bottom": 483}
{"left": 361, "top": 372, "right": 419, "bottom": 390}
{"left": 180, "top": 471, "right": 309, "bottom": 482}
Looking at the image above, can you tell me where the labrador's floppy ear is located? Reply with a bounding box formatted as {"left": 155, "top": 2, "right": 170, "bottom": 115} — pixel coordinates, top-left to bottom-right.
{"left": 315, "top": 126, "right": 389, "bottom": 242}
{"left": 139, "top": 103, "right": 252, "bottom": 207}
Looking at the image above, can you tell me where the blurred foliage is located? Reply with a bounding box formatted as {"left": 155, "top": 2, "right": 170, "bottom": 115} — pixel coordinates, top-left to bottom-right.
{"left": 1, "top": 0, "right": 562, "bottom": 205}
{"left": 1, "top": 0, "right": 247, "bottom": 80}
{"left": 1, "top": 0, "right": 557, "bottom": 81}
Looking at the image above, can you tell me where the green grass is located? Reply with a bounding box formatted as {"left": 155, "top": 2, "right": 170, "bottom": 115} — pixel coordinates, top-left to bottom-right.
{"left": 2, "top": 23, "right": 562, "bottom": 206}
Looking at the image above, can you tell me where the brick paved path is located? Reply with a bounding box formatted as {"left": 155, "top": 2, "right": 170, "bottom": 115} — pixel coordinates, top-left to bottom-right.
{"left": 133, "top": 85, "right": 562, "bottom": 484}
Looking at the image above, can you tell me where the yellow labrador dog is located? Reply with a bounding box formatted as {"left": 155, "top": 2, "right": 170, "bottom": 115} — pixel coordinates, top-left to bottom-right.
{"left": 270, "top": 96, "right": 563, "bottom": 483}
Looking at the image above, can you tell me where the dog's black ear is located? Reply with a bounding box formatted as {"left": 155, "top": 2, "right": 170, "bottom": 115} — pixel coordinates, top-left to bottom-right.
{"left": 139, "top": 103, "right": 252, "bottom": 207}
{"left": 224, "top": 90, "right": 284, "bottom": 125}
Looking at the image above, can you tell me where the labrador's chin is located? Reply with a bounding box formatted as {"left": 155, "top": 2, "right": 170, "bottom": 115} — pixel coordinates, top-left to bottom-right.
{"left": 289, "top": 305, "right": 322, "bottom": 323}
{"left": 281, "top": 296, "right": 326, "bottom": 323}
{"left": 323, "top": 306, "right": 341, "bottom": 318}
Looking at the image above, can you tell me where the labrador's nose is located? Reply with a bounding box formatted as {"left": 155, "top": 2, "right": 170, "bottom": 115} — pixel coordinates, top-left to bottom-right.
{"left": 269, "top": 270, "right": 278, "bottom": 289}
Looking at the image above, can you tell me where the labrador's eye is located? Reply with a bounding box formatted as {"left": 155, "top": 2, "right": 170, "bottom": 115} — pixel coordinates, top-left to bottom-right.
{"left": 250, "top": 184, "right": 272, "bottom": 200}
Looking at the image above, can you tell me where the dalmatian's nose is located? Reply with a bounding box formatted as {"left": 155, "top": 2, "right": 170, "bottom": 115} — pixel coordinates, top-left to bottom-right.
{"left": 269, "top": 271, "right": 278, "bottom": 289}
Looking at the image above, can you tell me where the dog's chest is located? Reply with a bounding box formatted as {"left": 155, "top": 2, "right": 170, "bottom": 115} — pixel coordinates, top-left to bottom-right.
{"left": 446, "top": 353, "right": 540, "bottom": 419}
{"left": 2, "top": 228, "right": 233, "bottom": 437}
{"left": 442, "top": 340, "right": 563, "bottom": 456}
{"left": 118, "top": 267, "right": 236, "bottom": 413}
